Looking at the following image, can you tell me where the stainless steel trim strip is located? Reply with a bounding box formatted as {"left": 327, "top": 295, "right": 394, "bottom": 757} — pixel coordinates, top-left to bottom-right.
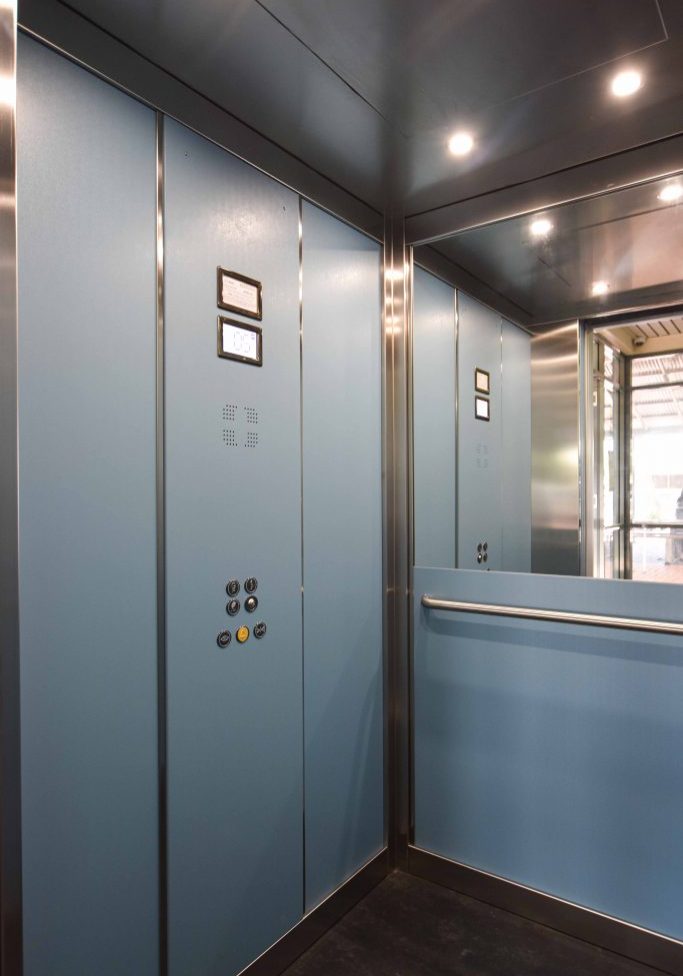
{"left": 298, "top": 194, "right": 306, "bottom": 913}
{"left": 0, "top": 3, "right": 23, "bottom": 972}
{"left": 18, "top": 0, "right": 382, "bottom": 241}
{"left": 237, "top": 850, "right": 389, "bottom": 976}
{"left": 406, "top": 847, "right": 683, "bottom": 976}
{"left": 155, "top": 111, "right": 168, "bottom": 976}
{"left": 383, "top": 217, "right": 411, "bottom": 864}
{"left": 630, "top": 521, "right": 683, "bottom": 530}
{"left": 421, "top": 595, "right": 683, "bottom": 636}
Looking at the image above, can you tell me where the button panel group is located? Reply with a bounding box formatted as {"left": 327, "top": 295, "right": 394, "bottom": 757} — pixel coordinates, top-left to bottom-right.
{"left": 216, "top": 576, "right": 267, "bottom": 647}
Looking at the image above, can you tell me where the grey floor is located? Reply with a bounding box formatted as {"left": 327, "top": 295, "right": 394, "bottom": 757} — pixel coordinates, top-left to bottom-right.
{"left": 284, "top": 871, "right": 666, "bottom": 976}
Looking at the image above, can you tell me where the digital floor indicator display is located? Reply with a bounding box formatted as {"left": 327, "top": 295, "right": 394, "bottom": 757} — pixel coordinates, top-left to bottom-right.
{"left": 217, "top": 316, "right": 263, "bottom": 367}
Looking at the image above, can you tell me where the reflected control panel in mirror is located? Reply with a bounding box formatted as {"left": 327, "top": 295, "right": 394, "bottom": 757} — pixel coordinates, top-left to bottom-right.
{"left": 412, "top": 170, "right": 683, "bottom": 581}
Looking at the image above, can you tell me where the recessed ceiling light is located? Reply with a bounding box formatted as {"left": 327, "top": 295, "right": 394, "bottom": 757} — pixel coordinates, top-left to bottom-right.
{"left": 658, "top": 183, "right": 683, "bottom": 203}
{"left": 611, "top": 69, "right": 642, "bottom": 98}
{"left": 448, "top": 131, "right": 474, "bottom": 156}
{"left": 530, "top": 217, "right": 553, "bottom": 238}
{"left": 592, "top": 280, "right": 610, "bottom": 297}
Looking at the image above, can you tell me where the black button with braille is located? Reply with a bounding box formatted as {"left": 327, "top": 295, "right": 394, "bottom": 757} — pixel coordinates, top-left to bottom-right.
{"left": 226, "top": 579, "right": 240, "bottom": 597}
{"left": 245, "top": 595, "right": 258, "bottom": 613}
{"left": 226, "top": 598, "right": 240, "bottom": 616}
{"left": 216, "top": 630, "right": 232, "bottom": 648}
{"left": 244, "top": 577, "right": 258, "bottom": 594}
{"left": 253, "top": 622, "right": 267, "bottom": 639}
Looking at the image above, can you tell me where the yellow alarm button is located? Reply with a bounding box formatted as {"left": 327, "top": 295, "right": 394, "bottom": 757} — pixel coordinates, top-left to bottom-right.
{"left": 236, "top": 625, "right": 250, "bottom": 644}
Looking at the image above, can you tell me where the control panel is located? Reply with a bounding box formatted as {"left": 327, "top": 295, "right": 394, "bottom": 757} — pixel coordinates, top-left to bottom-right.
{"left": 217, "top": 575, "right": 266, "bottom": 647}
{"left": 476, "top": 541, "right": 488, "bottom": 564}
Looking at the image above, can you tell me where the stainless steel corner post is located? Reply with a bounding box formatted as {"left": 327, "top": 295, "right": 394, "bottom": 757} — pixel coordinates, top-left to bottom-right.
{"left": 383, "top": 215, "right": 412, "bottom": 864}
{"left": 0, "top": 2, "right": 22, "bottom": 973}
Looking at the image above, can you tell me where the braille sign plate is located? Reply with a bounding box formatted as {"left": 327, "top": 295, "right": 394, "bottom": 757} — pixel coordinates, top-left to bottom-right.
{"left": 217, "top": 267, "right": 262, "bottom": 320}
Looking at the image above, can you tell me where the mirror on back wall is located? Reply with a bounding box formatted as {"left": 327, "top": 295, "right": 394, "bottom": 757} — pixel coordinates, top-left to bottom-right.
{"left": 411, "top": 170, "right": 683, "bottom": 583}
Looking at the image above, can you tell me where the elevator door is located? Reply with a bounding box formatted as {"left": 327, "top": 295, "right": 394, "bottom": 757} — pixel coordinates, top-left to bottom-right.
{"left": 164, "top": 120, "right": 303, "bottom": 976}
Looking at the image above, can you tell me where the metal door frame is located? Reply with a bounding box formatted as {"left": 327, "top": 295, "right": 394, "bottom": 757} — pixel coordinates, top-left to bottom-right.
{"left": 0, "top": 2, "right": 22, "bottom": 973}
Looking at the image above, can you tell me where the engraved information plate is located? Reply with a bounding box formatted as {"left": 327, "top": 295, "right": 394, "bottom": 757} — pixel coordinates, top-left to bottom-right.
{"left": 474, "top": 367, "right": 490, "bottom": 394}
{"left": 217, "top": 267, "right": 262, "bottom": 320}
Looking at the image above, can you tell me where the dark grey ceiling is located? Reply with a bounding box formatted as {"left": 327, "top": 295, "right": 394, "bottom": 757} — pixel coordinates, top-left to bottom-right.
{"left": 60, "top": 0, "right": 683, "bottom": 217}
{"left": 422, "top": 171, "right": 683, "bottom": 324}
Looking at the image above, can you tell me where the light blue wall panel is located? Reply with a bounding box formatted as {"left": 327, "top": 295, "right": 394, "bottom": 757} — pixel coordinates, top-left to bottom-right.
{"left": 301, "top": 202, "right": 384, "bottom": 910}
{"left": 17, "top": 37, "right": 158, "bottom": 975}
{"left": 413, "top": 268, "right": 456, "bottom": 569}
{"left": 501, "top": 320, "right": 531, "bottom": 572}
{"left": 413, "top": 566, "right": 683, "bottom": 940}
{"left": 164, "top": 119, "right": 303, "bottom": 975}
{"left": 457, "top": 294, "right": 502, "bottom": 570}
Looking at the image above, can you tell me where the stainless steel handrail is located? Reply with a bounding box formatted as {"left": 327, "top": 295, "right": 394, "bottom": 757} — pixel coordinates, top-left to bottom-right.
{"left": 421, "top": 596, "right": 683, "bottom": 637}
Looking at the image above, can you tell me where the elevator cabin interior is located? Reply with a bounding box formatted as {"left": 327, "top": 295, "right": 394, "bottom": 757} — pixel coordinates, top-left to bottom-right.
{"left": 3, "top": 3, "right": 683, "bottom": 976}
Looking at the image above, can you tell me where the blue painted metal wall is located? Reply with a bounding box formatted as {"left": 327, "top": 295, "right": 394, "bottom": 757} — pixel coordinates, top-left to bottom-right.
{"left": 17, "top": 36, "right": 159, "bottom": 975}
{"left": 16, "top": 39, "right": 386, "bottom": 976}
{"left": 301, "top": 202, "right": 384, "bottom": 909}
{"left": 456, "top": 294, "right": 502, "bottom": 570}
{"left": 413, "top": 267, "right": 456, "bottom": 569}
{"left": 413, "top": 565, "right": 683, "bottom": 940}
{"left": 163, "top": 119, "right": 304, "bottom": 975}
{"left": 501, "top": 320, "right": 531, "bottom": 572}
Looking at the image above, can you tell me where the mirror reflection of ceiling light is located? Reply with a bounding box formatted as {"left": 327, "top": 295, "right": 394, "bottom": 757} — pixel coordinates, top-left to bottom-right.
{"left": 592, "top": 280, "right": 610, "bottom": 296}
{"left": 610, "top": 68, "right": 642, "bottom": 98}
{"left": 0, "top": 73, "right": 15, "bottom": 108}
{"left": 530, "top": 217, "right": 553, "bottom": 238}
{"left": 448, "top": 131, "right": 474, "bottom": 156}
{"left": 658, "top": 183, "right": 683, "bottom": 203}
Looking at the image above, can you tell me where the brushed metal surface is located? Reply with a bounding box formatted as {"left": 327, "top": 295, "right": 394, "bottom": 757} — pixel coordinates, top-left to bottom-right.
{"left": 383, "top": 217, "right": 411, "bottom": 861}
{"left": 0, "top": 4, "right": 22, "bottom": 973}
{"left": 426, "top": 170, "right": 683, "bottom": 325}
{"left": 155, "top": 111, "right": 168, "bottom": 976}
{"left": 421, "top": 594, "right": 683, "bottom": 636}
{"left": 19, "top": 0, "right": 683, "bottom": 220}
{"left": 531, "top": 321, "right": 581, "bottom": 575}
